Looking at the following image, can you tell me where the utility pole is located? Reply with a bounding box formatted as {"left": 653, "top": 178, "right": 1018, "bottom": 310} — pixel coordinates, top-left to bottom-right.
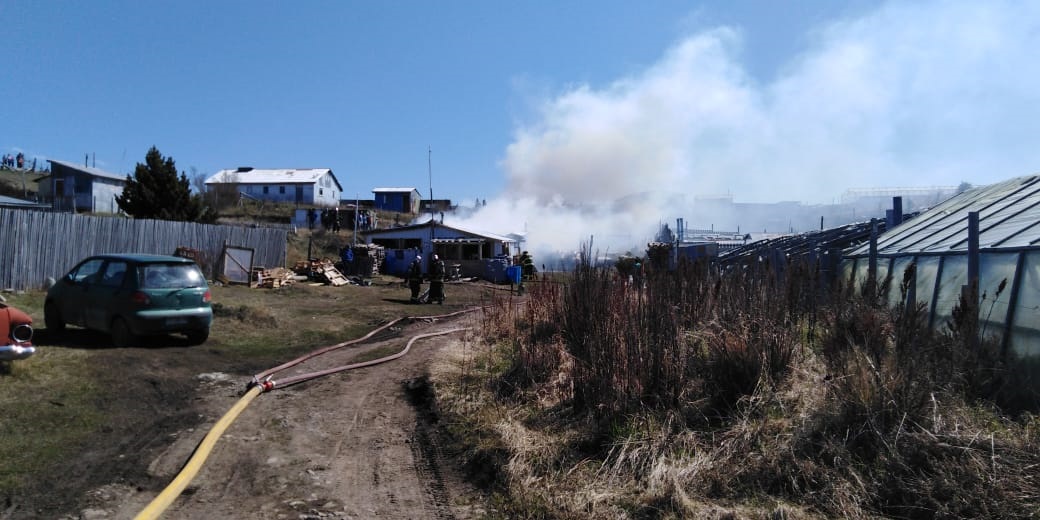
{"left": 428, "top": 147, "right": 434, "bottom": 262}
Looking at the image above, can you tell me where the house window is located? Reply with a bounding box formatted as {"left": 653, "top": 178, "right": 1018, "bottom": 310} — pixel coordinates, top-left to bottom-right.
{"left": 279, "top": 186, "right": 286, "bottom": 194}
{"left": 263, "top": 186, "right": 270, "bottom": 194}
{"left": 462, "top": 244, "right": 480, "bottom": 260}
{"left": 320, "top": 189, "right": 324, "bottom": 196}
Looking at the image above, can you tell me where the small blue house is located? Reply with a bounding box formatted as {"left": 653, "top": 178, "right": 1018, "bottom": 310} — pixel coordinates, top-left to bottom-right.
{"left": 372, "top": 187, "right": 421, "bottom": 214}
{"left": 361, "top": 219, "right": 517, "bottom": 279}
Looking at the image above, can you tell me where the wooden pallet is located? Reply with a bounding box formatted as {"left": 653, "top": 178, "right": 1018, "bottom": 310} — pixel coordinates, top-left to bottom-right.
{"left": 316, "top": 264, "right": 349, "bottom": 286}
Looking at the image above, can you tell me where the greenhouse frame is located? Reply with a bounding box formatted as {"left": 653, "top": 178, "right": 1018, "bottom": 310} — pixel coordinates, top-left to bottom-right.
{"left": 843, "top": 175, "right": 1040, "bottom": 362}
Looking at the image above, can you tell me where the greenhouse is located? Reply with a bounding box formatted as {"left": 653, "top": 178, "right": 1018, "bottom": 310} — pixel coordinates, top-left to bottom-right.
{"left": 843, "top": 175, "right": 1040, "bottom": 362}
{"left": 718, "top": 219, "right": 887, "bottom": 282}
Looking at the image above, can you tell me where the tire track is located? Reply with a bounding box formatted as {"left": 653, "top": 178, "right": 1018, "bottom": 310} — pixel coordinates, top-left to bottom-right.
{"left": 406, "top": 376, "right": 455, "bottom": 520}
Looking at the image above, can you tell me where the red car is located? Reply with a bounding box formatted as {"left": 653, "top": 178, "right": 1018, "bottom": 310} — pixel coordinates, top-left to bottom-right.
{"left": 0, "top": 303, "right": 35, "bottom": 360}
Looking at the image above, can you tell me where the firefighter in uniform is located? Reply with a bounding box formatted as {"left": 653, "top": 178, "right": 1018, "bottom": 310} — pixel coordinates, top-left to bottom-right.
{"left": 520, "top": 251, "right": 535, "bottom": 280}
{"left": 428, "top": 254, "right": 446, "bottom": 304}
{"left": 407, "top": 255, "right": 424, "bottom": 303}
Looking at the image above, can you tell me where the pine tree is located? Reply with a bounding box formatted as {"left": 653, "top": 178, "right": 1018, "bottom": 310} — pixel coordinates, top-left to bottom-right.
{"left": 116, "top": 146, "right": 216, "bottom": 222}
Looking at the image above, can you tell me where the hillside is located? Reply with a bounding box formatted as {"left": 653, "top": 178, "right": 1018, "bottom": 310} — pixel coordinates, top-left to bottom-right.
{"left": 0, "top": 167, "right": 46, "bottom": 200}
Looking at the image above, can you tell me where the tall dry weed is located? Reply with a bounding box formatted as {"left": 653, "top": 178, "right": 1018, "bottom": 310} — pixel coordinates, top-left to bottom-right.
{"left": 456, "top": 247, "right": 1040, "bottom": 518}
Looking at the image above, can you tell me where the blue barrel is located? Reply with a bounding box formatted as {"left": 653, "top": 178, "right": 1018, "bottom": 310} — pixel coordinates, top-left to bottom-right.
{"left": 506, "top": 265, "right": 522, "bottom": 284}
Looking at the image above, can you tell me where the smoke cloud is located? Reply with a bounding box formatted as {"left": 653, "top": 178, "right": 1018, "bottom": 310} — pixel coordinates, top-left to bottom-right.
{"left": 458, "top": 0, "right": 1040, "bottom": 259}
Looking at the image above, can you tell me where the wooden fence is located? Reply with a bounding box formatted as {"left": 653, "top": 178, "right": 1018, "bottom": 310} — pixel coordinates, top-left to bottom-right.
{"left": 0, "top": 208, "right": 288, "bottom": 291}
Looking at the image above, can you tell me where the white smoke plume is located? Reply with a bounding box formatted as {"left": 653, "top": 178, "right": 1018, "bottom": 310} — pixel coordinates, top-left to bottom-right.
{"left": 456, "top": 0, "right": 1040, "bottom": 260}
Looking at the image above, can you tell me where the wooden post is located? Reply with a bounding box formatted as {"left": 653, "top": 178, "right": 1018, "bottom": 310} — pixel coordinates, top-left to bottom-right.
{"left": 967, "top": 211, "right": 979, "bottom": 294}
{"left": 868, "top": 218, "right": 878, "bottom": 296}
{"left": 966, "top": 211, "right": 980, "bottom": 348}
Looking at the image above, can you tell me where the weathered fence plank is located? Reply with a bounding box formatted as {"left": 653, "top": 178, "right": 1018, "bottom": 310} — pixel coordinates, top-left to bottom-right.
{"left": 0, "top": 208, "right": 287, "bottom": 290}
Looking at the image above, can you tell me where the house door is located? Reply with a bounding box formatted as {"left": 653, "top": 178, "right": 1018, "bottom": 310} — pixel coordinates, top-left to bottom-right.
{"left": 295, "top": 185, "right": 304, "bottom": 203}
{"left": 54, "top": 178, "right": 66, "bottom": 210}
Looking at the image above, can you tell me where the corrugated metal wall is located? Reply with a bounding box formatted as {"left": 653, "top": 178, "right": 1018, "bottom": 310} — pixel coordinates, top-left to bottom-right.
{"left": 0, "top": 208, "right": 288, "bottom": 290}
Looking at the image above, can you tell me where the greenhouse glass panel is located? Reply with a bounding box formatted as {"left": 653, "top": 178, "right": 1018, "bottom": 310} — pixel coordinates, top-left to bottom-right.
{"left": 889, "top": 256, "right": 914, "bottom": 308}
{"left": 934, "top": 255, "right": 967, "bottom": 331}
{"left": 875, "top": 257, "right": 892, "bottom": 300}
{"left": 853, "top": 259, "right": 869, "bottom": 291}
{"left": 978, "top": 252, "right": 1018, "bottom": 346}
{"left": 915, "top": 256, "right": 941, "bottom": 319}
{"left": 840, "top": 258, "right": 855, "bottom": 286}
{"left": 1009, "top": 250, "right": 1040, "bottom": 360}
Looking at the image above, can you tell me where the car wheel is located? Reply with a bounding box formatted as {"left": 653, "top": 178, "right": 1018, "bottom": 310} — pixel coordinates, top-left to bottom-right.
{"left": 44, "top": 302, "right": 65, "bottom": 332}
{"left": 111, "top": 318, "right": 137, "bottom": 348}
{"left": 185, "top": 328, "right": 209, "bottom": 346}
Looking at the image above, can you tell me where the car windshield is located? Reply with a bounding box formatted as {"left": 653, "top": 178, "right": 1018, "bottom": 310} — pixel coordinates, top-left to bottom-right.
{"left": 137, "top": 263, "right": 205, "bottom": 289}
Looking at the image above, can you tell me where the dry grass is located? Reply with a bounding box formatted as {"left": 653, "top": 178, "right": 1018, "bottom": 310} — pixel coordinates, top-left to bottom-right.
{"left": 0, "top": 168, "right": 46, "bottom": 199}
{"left": 429, "top": 251, "right": 1040, "bottom": 519}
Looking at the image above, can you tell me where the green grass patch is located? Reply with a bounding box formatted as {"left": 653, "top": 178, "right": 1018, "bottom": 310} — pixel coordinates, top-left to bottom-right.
{"left": 2, "top": 291, "right": 43, "bottom": 315}
{"left": 0, "top": 349, "right": 105, "bottom": 492}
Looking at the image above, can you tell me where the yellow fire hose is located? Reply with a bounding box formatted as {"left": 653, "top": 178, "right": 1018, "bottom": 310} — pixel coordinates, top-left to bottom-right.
{"left": 133, "top": 320, "right": 473, "bottom": 519}
{"left": 133, "top": 384, "right": 262, "bottom": 520}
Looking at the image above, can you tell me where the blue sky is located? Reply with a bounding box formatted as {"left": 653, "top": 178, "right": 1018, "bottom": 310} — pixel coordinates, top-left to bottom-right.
{"left": 4, "top": 1, "right": 1040, "bottom": 252}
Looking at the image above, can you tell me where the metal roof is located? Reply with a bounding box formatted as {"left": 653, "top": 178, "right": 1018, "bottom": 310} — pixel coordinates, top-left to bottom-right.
{"left": 362, "top": 220, "right": 516, "bottom": 243}
{"left": 372, "top": 187, "right": 420, "bottom": 194}
{"left": 205, "top": 168, "right": 342, "bottom": 191}
{"left": 719, "top": 219, "right": 885, "bottom": 266}
{"left": 846, "top": 175, "right": 1040, "bottom": 257}
{"left": 47, "top": 159, "right": 126, "bottom": 182}
{"left": 0, "top": 195, "right": 44, "bottom": 208}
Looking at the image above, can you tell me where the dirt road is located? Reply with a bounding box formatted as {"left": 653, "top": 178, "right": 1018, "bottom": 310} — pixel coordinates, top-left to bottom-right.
{"left": 65, "top": 316, "right": 489, "bottom": 520}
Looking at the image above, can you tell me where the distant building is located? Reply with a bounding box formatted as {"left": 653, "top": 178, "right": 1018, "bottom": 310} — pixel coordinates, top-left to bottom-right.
{"left": 37, "top": 159, "right": 126, "bottom": 213}
{"left": 841, "top": 186, "right": 958, "bottom": 215}
{"left": 419, "top": 199, "right": 454, "bottom": 213}
{"left": 204, "top": 167, "right": 342, "bottom": 207}
{"left": 339, "top": 197, "right": 375, "bottom": 209}
{"left": 686, "top": 186, "right": 958, "bottom": 235}
{"left": 372, "top": 187, "right": 421, "bottom": 214}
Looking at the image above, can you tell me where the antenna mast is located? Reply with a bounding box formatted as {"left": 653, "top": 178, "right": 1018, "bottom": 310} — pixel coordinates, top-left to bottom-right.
{"left": 428, "top": 147, "right": 434, "bottom": 255}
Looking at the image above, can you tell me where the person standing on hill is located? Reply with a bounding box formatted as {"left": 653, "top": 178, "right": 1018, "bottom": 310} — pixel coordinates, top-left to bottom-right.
{"left": 407, "top": 255, "right": 424, "bottom": 304}
{"left": 428, "top": 254, "right": 445, "bottom": 304}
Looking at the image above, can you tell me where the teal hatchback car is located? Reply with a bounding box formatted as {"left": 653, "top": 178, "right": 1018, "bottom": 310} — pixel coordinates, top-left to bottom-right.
{"left": 45, "top": 254, "right": 213, "bottom": 347}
